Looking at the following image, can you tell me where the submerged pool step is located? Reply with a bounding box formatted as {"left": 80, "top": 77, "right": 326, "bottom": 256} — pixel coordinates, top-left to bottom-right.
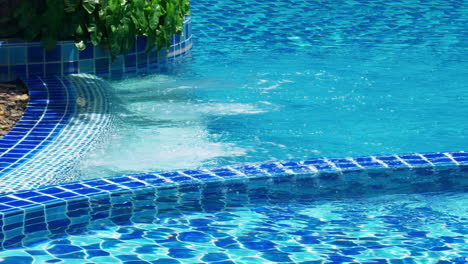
{"left": 0, "top": 74, "right": 115, "bottom": 193}
{"left": 0, "top": 152, "right": 466, "bottom": 249}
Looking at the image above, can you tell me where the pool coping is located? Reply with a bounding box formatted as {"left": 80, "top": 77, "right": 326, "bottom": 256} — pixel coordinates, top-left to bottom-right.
{"left": 1, "top": 150, "right": 467, "bottom": 214}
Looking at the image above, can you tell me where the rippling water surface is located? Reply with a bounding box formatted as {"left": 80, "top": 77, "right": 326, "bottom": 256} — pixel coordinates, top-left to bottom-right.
{"left": 5, "top": 191, "right": 467, "bottom": 263}
{"left": 32, "top": 2, "right": 468, "bottom": 262}
{"left": 80, "top": 0, "right": 468, "bottom": 177}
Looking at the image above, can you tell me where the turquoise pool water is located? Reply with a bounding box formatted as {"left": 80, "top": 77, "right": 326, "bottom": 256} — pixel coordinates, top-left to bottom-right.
{"left": 79, "top": 0, "right": 468, "bottom": 177}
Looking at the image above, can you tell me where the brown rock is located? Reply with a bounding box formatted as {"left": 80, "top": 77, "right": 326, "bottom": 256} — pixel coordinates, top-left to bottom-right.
{"left": 0, "top": 81, "right": 29, "bottom": 137}
{"left": 12, "top": 94, "right": 29, "bottom": 101}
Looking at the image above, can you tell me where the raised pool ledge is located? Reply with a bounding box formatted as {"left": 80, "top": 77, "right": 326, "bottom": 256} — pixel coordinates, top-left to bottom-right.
{"left": 0, "top": 152, "right": 467, "bottom": 248}
{"left": 0, "top": 17, "right": 192, "bottom": 82}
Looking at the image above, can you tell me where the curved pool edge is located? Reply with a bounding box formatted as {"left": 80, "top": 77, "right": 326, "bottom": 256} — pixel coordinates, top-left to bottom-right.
{"left": 0, "top": 151, "right": 466, "bottom": 249}
{"left": 0, "top": 74, "right": 115, "bottom": 192}
{"left": 0, "top": 15, "right": 193, "bottom": 193}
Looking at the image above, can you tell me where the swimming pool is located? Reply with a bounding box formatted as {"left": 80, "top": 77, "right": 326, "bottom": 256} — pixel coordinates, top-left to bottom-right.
{"left": 0, "top": 0, "right": 467, "bottom": 263}
{"left": 77, "top": 0, "right": 468, "bottom": 178}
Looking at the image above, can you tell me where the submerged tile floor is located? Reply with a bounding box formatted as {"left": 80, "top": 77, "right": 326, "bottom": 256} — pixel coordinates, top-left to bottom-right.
{"left": 0, "top": 183, "right": 466, "bottom": 263}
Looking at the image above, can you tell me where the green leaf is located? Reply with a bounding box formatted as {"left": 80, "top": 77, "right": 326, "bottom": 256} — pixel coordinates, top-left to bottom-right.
{"left": 41, "top": 34, "right": 57, "bottom": 50}
{"left": 64, "top": 0, "right": 81, "bottom": 12}
{"left": 75, "top": 39, "right": 87, "bottom": 51}
{"left": 148, "top": 3, "right": 161, "bottom": 30}
{"left": 82, "top": 0, "right": 99, "bottom": 14}
{"left": 3, "top": 0, "right": 190, "bottom": 61}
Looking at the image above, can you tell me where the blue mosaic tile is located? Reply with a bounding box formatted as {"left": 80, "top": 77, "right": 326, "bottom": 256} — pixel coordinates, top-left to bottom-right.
{"left": 399, "top": 154, "right": 423, "bottom": 160}
{"left": 428, "top": 157, "right": 454, "bottom": 165}
{"left": 28, "top": 195, "right": 56, "bottom": 203}
{"left": 96, "top": 185, "right": 124, "bottom": 191}
{"left": 402, "top": 159, "right": 431, "bottom": 166}
{"left": 358, "top": 161, "right": 385, "bottom": 168}
{"left": 0, "top": 49, "right": 8, "bottom": 65}
{"left": 95, "top": 58, "right": 110, "bottom": 73}
{"left": 231, "top": 165, "right": 265, "bottom": 176}
{"left": 136, "top": 37, "right": 147, "bottom": 52}
{"left": 45, "top": 63, "right": 62, "bottom": 75}
{"left": 259, "top": 163, "right": 287, "bottom": 174}
{"left": 107, "top": 177, "right": 134, "bottom": 184}
{"left": 125, "top": 54, "right": 137, "bottom": 67}
{"left": 73, "top": 188, "right": 102, "bottom": 195}
{"left": 79, "top": 59, "right": 94, "bottom": 73}
{"left": 82, "top": 180, "right": 109, "bottom": 186}
{"left": 11, "top": 65, "right": 26, "bottom": 78}
{"left": 9, "top": 47, "right": 26, "bottom": 64}
{"left": 422, "top": 153, "right": 445, "bottom": 159}
{"left": 119, "top": 181, "right": 147, "bottom": 188}
{"left": 14, "top": 191, "right": 41, "bottom": 199}
{"left": 449, "top": 152, "right": 468, "bottom": 157}
{"left": 0, "top": 197, "right": 16, "bottom": 203}
{"left": 79, "top": 44, "right": 94, "bottom": 60}
{"left": 45, "top": 46, "right": 61, "bottom": 62}
{"left": 0, "top": 204, "right": 14, "bottom": 211}
{"left": 312, "top": 163, "right": 335, "bottom": 171}
{"left": 5, "top": 200, "right": 35, "bottom": 208}
{"left": 61, "top": 184, "right": 86, "bottom": 190}
{"left": 211, "top": 168, "right": 239, "bottom": 177}
{"left": 333, "top": 162, "right": 361, "bottom": 170}
{"left": 375, "top": 156, "right": 407, "bottom": 166}
{"left": 94, "top": 46, "right": 109, "bottom": 59}
{"left": 137, "top": 52, "right": 148, "bottom": 67}
{"left": 64, "top": 61, "right": 78, "bottom": 73}
{"left": 62, "top": 44, "right": 78, "bottom": 62}
{"left": 27, "top": 46, "right": 45, "bottom": 63}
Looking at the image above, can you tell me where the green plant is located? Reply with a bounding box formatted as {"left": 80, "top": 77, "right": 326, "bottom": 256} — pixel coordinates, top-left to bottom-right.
{"left": 1, "top": 0, "right": 189, "bottom": 59}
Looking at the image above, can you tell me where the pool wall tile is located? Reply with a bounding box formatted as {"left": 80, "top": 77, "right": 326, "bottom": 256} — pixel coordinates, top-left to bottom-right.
{"left": 0, "top": 17, "right": 192, "bottom": 81}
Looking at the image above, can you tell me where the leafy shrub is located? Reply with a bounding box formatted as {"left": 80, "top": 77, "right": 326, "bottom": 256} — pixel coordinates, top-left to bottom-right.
{"left": 0, "top": 0, "right": 189, "bottom": 58}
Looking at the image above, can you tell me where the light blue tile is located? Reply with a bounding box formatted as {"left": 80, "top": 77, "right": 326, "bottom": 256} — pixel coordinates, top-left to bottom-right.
{"left": 110, "top": 55, "right": 124, "bottom": 70}
{"left": 0, "top": 66, "right": 9, "bottom": 81}
{"left": 9, "top": 47, "right": 26, "bottom": 64}
{"left": 79, "top": 59, "right": 94, "bottom": 73}
{"left": 94, "top": 46, "right": 109, "bottom": 58}
{"left": 0, "top": 48, "right": 8, "bottom": 65}
{"left": 62, "top": 44, "right": 78, "bottom": 62}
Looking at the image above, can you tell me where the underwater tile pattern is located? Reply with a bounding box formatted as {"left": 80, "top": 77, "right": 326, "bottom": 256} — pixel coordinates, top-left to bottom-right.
{"left": 0, "top": 191, "right": 466, "bottom": 264}
{"left": 0, "top": 17, "right": 192, "bottom": 81}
